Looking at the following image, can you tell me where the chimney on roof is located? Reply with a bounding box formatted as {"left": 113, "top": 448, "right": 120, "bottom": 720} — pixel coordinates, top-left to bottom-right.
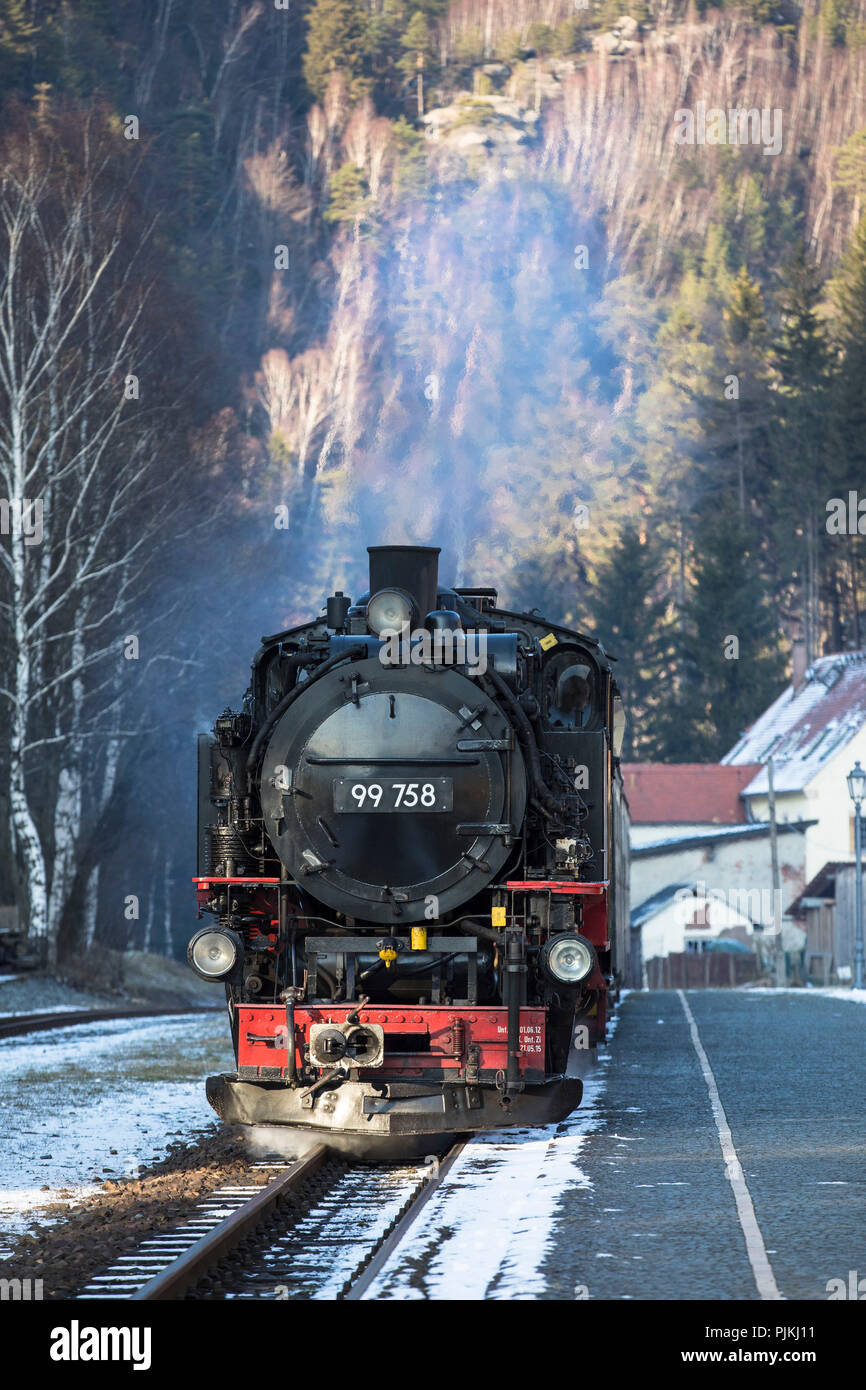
{"left": 792, "top": 637, "right": 808, "bottom": 694}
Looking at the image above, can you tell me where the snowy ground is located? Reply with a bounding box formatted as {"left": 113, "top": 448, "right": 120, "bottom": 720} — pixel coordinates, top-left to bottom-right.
{"left": 744, "top": 986, "right": 866, "bottom": 1006}
{"left": 0, "top": 971, "right": 120, "bottom": 1018}
{"left": 0, "top": 1012, "right": 233, "bottom": 1256}
{"left": 361, "top": 985, "right": 866, "bottom": 1300}
{"left": 801, "top": 985, "right": 866, "bottom": 1005}
{"left": 0, "top": 953, "right": 220, "bottom": 1017}
{"left": 362, "top": 1009, "right": 625, "bottom": 1300}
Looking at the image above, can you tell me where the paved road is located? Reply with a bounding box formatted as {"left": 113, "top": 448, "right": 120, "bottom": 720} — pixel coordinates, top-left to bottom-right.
{"left": 543, "top": 989, "right": 866, "bottom": 1300}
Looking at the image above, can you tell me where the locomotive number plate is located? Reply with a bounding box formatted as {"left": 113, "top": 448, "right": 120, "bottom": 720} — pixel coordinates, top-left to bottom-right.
{"left": 333, "top": 778, "right": 453, "bottom": 812}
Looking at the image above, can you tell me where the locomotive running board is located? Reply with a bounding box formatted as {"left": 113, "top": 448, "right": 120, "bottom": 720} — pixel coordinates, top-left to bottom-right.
{"left": 506, "top": 880, "right": 609, "bottom": 894}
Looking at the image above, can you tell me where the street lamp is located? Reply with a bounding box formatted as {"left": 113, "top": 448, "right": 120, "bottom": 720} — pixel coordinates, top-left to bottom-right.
{"left": 846, "top": 760, "right": 866, "bottom": 990}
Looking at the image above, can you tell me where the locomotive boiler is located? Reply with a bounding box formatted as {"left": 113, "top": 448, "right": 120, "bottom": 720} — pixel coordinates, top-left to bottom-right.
{"left": 191, "top": 545, "right": 630, "bottom": 1153}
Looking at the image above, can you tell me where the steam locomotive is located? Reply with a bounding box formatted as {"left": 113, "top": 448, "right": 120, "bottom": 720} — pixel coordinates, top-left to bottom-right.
{"left": 191, "top": 546, "right": 630, "bottom": 1154}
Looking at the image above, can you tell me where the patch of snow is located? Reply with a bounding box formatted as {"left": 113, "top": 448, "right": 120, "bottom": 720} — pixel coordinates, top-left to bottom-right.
{"left": 0, "top": 1004, "right": 96, "bottom": 1018}
{"left": 362, "top": 999, "right": 628, "bottom": 1300}
{"left": 0, "top": 1187, "right": 98, "bottom": 1257}
{"left": 741, "top": 987, "right": 866, "bottom": 1006}
{"left": 805, "top": 987, "right": 866, "bottom": 1005}
{"left": 0, "top": 1013, "right": 232, "bottom": 1249}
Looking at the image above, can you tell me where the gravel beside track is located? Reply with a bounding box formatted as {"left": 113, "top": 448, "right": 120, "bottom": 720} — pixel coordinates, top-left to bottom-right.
{"left": 0, "top": 1127, "right": 260, "bottom": 1300}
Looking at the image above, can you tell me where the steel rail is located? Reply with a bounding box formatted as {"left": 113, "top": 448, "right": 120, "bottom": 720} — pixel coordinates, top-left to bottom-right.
{"left": 133, "top": 1144, "right": 331, "bottom": 1301}
{"left": 343, "top": 1140, "right": 465, "bottom": 1300}
{"left": 0, "top": 1005, "right": 218, "bottom": 1040}
{"left": 125, "top": 1138, "right": 464, "bottom": 1301}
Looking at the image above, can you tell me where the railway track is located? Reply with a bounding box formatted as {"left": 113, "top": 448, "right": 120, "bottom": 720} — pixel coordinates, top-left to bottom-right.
{"left": 77, "top": 1141, "right": 464, "bottom": 1301}
{"left": 0, "top": 1006, "right": 218, "bottom": 1040}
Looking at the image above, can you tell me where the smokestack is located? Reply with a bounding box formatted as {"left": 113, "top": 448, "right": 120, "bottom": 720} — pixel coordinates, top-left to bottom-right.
{"left": 792, "top": 637, "right": 808, "bottom": 694}
{"left": 367, "top": 545, "right": 440, "bottom": 621}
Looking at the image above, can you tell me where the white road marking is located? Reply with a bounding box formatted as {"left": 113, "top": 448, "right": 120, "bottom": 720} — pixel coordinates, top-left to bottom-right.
{"left": 677, "top": 990, "right": 782, "bottom": 1301}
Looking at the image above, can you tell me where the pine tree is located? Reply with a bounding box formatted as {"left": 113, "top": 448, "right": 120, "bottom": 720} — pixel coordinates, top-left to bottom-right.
{"left": 679, "top": 514, "right": 786, "bottom": 758}
{"left": 399, "top": 12, "right": 434, "bottom": 67}
{"left": 0, "top": 0, "right": 42, "bottom": 92}
{"left": 771, "top": 241, "right": 837, "bottom": 661}
{"left": 831, "top": 215, "right": 866, "bottom": 383}
{"left": 665, "top": 268, "right": 787, "bottom": 755}
{"left": 398, "top": 12, "right": 437, "bottom": 115}
{"left": 589, "top": 522, "right": 672, "bottom": 761}
{"left": 829, "top": 219, "right": 866, "bottom": 648}
{"left": 833, "top": 128, "right": 866, "bottom": 224}
{"left": 695, "top": 265, "right": 774, "bottom": 520}
{"left": 389, "top": 116, "right": 429, "bottom": 199}
{"left": 303, "top": 0, "right": 368, "bottom": 102}
{"left": 324, "top": 162, "right": 371, "bottom": 226}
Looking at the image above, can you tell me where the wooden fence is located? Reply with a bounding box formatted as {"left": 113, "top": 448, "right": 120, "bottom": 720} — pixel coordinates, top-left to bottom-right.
{"left": 645, "top": 951, "right": 759, "bottom": 989}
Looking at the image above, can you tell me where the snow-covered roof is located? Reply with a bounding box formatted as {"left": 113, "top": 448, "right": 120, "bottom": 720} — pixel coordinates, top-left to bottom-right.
{"left": 722, "top": 651, "right": 866, "bottom": 794}
{"left": 632, "top": 820, "right": 813, "bottom": 857}
{"left": 631, "top": 883, "right": 696, "bottom": 928}
{"left": 787, "top": 859, "right": 856, "bottom": 913}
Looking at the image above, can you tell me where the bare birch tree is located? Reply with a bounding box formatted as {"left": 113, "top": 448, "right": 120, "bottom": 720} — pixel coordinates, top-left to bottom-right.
{"left": 0, "top": 106, "right": 189, "bottom": 963}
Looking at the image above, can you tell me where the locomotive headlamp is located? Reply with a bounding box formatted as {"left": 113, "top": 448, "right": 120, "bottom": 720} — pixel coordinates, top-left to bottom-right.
{"left": 187, "top": 926, "right": 243, "bottom": 981}
{"left": 540, "top": 932, "right": 596, "bottom": 987}
{"left": 366, "top": 587, "right": 417, "bottom": 636}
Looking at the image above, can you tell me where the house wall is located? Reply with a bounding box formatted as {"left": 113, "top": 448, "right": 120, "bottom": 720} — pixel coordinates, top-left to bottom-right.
{"left": 632, "top": 831, "right": 809, "bottom": 931}
{"left": 641, "top": 897, "right": 754, "bottom": 961}
{"left": 745, "top": 724, "right": 866, "bottom": 882}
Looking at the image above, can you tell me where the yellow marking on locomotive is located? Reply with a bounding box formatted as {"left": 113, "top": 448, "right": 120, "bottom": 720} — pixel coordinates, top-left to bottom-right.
{"left": 540, "top": 632, "right": 558, "bottom": 651}
{"left": 411, "top": 927, "right": 427, "bottom": 951}
{"left": 491, "top": 906, "right": 506, "bottom": 927}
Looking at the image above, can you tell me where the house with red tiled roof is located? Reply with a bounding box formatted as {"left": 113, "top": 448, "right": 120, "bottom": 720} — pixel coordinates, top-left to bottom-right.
{"left": 627, "top": 650, "right": 866, "bottom": 983}
{"left": 621, "top": 763, "right": 760, "bottom": 846}
{"left": 624, "top": 759, "right": 812, "bottom": 936}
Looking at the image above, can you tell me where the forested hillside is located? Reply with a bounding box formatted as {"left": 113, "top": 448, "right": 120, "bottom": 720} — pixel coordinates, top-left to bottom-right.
{"left": 1, "top": 0, "right": 865, "bottom": 958}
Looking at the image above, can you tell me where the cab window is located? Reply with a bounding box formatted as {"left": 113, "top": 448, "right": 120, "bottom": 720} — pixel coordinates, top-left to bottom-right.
{"left": 545, "top": 653, "right": 599, "bottom": 729}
